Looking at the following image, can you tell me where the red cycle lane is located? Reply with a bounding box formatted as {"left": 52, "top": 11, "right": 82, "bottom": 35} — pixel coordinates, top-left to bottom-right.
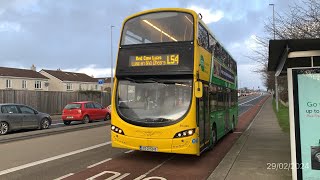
{"left": 66, "top": 96, "right": 270, "bottom": 180}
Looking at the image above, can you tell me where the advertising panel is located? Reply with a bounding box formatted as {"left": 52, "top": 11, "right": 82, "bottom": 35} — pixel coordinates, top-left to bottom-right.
{"left": 198, "top": 48, "right": 212, "bottom": 82}
{"left": 293, "top": 68, "right": 320, "bottom": 179}
{"left": 211, "top": 58, "right": 235, "bottom": 84}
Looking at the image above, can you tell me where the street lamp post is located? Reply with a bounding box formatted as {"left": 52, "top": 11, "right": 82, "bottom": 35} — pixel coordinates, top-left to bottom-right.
{"left": 269, "top": 3, "right": 279, "bottom": 112}
{"left": 110, "top": 25, "right": 115, "bottom": 96}
{"left": 269, "top": 3, "right": 275, "bottom": 39}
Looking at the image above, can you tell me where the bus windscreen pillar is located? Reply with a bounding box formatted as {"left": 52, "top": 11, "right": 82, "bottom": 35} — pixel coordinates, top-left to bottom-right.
{"left": 288, "top": 67, "right": 320, "bottom": 179}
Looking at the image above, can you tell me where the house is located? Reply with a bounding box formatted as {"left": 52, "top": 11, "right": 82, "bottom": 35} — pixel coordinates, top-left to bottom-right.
{"left": 40, "top": 69, "right": 99, "bottom": 92}
{"left": 0, "top": 65, "right": 49, "bottom": 91}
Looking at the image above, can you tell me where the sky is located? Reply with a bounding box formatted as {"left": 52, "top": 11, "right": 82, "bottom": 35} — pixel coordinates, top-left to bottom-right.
{"left": 0, "top": 0, "right": 297, "bottom": 90}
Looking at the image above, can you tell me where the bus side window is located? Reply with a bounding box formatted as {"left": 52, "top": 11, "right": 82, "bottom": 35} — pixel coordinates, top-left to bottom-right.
{"left": 209, "top": 34, "right": 217, "bottom": 54}
{"left": 209, "top": 85, "right": 218, "bottom": 112}
{"left": 231, "top": 90, "right": 237, "bottom": 106}
{"left": 198, "top": 23, "right": 209, "bottom": 50}
{"left": 217, "top": 87, "right": 224, "bottom": 110}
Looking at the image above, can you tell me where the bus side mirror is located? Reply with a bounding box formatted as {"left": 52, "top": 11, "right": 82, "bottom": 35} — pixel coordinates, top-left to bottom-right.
{"left": 195, "top": 81, "right": 203, "bottom": 98}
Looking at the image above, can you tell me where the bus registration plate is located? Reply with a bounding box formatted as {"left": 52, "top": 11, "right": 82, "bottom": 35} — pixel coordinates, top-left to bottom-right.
{"left": 140, "top": 146, "right": 158, "bottom": 152}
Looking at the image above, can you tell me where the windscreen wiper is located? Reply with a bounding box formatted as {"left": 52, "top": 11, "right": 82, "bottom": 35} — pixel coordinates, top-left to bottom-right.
{"left": 124, "top": 77, "right": 154, "bottom": 83}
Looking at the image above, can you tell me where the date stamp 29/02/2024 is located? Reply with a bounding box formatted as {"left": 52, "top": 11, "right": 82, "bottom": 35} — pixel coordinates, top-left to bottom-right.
{"left": 267, "top": 163, "right": 310, "bottom": 171}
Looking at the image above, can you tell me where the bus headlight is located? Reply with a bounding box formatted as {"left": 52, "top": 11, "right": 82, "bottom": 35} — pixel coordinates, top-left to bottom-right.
{"left": 174, "top": 129, "right": 195, "bottom": 138}
{"left": 111, "top": 125, "right": 125, "bottom": 135}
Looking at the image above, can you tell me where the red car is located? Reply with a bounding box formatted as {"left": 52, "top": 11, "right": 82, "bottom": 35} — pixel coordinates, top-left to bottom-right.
{"left": 62, "top": 101, "right": 110, "bottom": 125}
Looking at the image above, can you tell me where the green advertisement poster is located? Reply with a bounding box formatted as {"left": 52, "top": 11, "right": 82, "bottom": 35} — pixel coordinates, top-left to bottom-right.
{"left": 295, "top": 69, "right": 320, "bottom": 179}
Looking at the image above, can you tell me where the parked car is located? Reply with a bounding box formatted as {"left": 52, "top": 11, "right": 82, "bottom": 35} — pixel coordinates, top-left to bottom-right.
{"left": 62, "top": 101, "right": 110, "bottom": 125}
{"left": 0, "top": 103, "right": 51, "bottom": 135}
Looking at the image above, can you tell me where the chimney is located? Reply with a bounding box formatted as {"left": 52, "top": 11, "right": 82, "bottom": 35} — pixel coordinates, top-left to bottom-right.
{"left": 31, "top": 64, "right": 36, "bottom": 71}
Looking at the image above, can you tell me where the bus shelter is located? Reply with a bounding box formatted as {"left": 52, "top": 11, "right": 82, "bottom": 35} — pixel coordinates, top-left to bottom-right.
{"left": 268, "top": 39, "right": 320, "bottom": 180}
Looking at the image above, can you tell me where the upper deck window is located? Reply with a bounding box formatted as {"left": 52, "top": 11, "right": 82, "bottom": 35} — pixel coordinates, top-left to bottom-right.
{"left": 121, "top": 12, "right": 194, "bottom": 45}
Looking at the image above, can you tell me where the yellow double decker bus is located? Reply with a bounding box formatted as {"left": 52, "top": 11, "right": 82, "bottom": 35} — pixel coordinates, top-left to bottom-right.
{"left": 111, "top": 8, "right": 238, "bottom": 155}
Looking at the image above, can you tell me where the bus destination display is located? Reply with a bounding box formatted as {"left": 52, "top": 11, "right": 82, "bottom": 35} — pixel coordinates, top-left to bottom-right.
{"left": 129, "top": 54, "right": 179, "bottom": 67}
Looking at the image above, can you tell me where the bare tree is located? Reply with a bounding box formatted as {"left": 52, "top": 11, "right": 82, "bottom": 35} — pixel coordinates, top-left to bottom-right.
{"left": 252, "top": 0, "right": 320, "bottom": 99}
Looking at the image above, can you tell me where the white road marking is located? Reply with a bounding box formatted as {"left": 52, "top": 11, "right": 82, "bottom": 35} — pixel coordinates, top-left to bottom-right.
{"left": 238, "top": 95, "right": 264, "bottom": 117}
{"left": 124, "top": 150, "right": 134, "bottom": 154}
{"left": 54, "top": 173, "right": 74, "bottom": 180}
{"left": 86, "top": 171, "right": 130, "bottom": 180}
{"left": 0, "top": 141, "right": 111, "bottom": 176}
{"left": 134, "top": 156, "right": 174, "bottom": 180}
{"left": 239, "top": 95, "right": 262, "bottom": 106}
{"left": 87, "top": 158, "right": 112, "bottom": 169}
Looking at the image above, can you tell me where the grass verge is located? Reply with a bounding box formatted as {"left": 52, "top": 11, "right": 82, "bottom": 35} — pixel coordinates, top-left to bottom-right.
{"left": 272, "top": 99, "right": 290, "bottom": 133}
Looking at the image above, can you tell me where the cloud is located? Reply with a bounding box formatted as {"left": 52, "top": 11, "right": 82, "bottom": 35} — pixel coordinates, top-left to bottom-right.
{"left": 63, "top": 64, "right": 114, "bottom": 78}
{"left": 226, "top": 34, "right": 265, "bottom": 89}
{"left": 187, "top": 5, "right": 224, "bottom": 24}
{"left": 244, "top": 35, "right": 259, "bottom": 50}
{"left": 0, "top": 0, "right": 144, "bottom": 69}
{"left": 0, "top": 0, "right": 297, "bottom": 91}
{"left": 0, "top": 21, "right": 22, "bottom": 32}
{"left": 227, "top": 34, "right": 260, "bottom": 64}
{"left": 237, "top": 63, "right": 264, "bottom": 90}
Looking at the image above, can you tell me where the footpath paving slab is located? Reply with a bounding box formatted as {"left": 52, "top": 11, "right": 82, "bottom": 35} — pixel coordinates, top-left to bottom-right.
{"left": 208, "top": 98, "right": 292, "bottom": 180}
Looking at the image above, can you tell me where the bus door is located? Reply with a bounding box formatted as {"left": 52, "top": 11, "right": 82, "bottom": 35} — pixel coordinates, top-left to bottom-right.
{"left": 224, "top": 89, "right": 231, "bottom": 132}
{"left": 198, "top": 85, "right": 210, "bottom": 151}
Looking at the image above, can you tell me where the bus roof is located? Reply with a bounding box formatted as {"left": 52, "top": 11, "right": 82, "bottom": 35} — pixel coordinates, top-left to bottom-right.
{"left": 122, "top": 8, "right": 199, "bottom": 24}
{"left": 121, "top": 8, "right": 237, "bottom": 65}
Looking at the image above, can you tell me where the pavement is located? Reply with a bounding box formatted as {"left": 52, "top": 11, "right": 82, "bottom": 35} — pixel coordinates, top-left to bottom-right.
{"left": 208, "top": 97, "right": 292, "bottom": 180}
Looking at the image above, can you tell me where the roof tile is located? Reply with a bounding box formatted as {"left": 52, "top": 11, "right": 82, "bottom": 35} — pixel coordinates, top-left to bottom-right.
{"left": 0, "top": 67, "right": 48, "bottom": 79}
{"left": 42, "top": 69, "right": 97, "bottom": 82}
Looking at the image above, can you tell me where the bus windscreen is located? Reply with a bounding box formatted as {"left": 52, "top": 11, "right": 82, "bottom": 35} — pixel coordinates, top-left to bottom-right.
{"left": 116, "top": 78, "right": 192, "bottom": 127}
{"left": 121, "top": 12, "right": 194, "bottom": 45}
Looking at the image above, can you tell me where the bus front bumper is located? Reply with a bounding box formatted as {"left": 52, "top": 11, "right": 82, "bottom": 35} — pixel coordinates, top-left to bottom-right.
{"left": 111, "top": 132, "right": 199, "bottom": 155}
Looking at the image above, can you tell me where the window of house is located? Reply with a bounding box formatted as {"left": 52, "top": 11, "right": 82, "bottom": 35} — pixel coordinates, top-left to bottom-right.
{"left": 79, "top": 84, "right": 82, "bottom": 90}
{"left": 95, "top": 85, "right": 98, "bottom": 90}
{"left": 22, "top": 80, "right": 27, "bottom": 89}
{"left": 6, "top": 79, "right": 12, "bottom": 88}
{"left": 67, "top": 83, "right": 73, "bottom": 90}
{"left": 35, "top": 81, "right": 42, "bottom": 89}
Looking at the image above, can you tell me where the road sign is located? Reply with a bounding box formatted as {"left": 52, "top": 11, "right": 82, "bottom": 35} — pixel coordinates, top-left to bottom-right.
{"left": 98, "top": 79, "right": 104, "bottom": 84}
